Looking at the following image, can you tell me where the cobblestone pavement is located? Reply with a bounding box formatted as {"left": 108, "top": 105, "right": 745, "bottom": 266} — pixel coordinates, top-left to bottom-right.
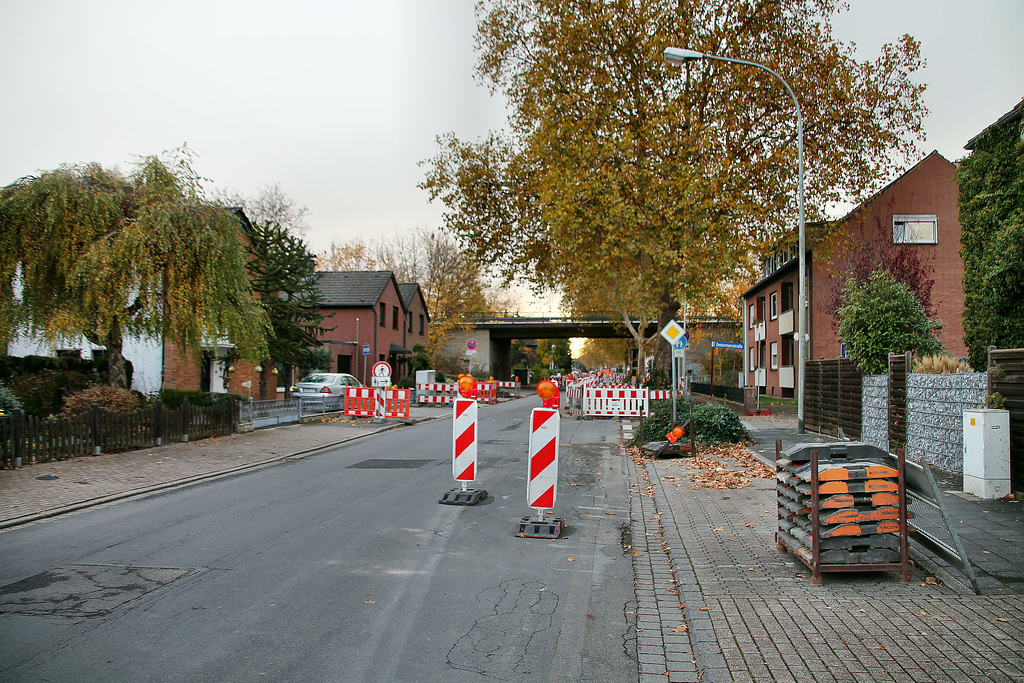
{"left": 0, "top": 410, "right": 439, "bottom": 529}
{"left": 625, "top": 417, "right": 1024, "bottom": 683}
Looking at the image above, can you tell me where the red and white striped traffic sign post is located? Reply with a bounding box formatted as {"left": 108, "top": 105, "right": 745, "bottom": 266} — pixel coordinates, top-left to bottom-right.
{"left": 517, "top": 379, "right": 565, "bottom": 538}
{"left": 439, "top": 375, "right": 488, "bottom": 505}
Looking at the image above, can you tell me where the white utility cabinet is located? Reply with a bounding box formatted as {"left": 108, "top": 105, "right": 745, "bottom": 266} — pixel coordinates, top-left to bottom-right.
{"left": 962, "top": 408, "right": 1011, "bottom": 499}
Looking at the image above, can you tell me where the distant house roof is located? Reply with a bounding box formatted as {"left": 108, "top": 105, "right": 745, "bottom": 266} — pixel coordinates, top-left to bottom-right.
{"left": 397, "top": 283, "right": 419, "bottom": 309}
{"left": 314, "top": 271, "right": 399, "bottom": 308}
{"left": 965, "top": 99, "right": 1024, "bottom": 151}
{"left": 397, "top": 283, "right": 430, "bottom": 321}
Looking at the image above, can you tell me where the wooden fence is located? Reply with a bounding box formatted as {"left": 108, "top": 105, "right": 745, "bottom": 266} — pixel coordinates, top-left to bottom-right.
{"left": 989, "top": 347, "right": 1024, "bottom": 494}
{"left": 888, "top": 351, "right": 912, "bottom": 452}
{"left": 0, "top": 400, "right": 238, "bottom": 468}
{"left": 804, "top": 357, "right": 862, "bottom": 439}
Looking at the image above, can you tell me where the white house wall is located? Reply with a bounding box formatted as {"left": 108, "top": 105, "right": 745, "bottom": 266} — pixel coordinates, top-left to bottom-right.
{"left": 6, "top": 333, "right": 164, "bottom": 395}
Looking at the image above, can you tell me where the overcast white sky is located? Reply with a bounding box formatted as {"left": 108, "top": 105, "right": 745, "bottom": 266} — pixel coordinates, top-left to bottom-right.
{"left": 2, "top": 0, "right": 1021, "bottom": 263}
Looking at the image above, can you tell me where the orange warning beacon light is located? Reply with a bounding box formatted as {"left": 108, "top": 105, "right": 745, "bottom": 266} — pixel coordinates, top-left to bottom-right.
{"left": 457, "top": 374, "right": 477, "bottom": 399}
{"left": 665, "top": 425, "right": 685, "bottom": 444}
{"left": 536, "top": 378, "right": 560, "bottom": 409}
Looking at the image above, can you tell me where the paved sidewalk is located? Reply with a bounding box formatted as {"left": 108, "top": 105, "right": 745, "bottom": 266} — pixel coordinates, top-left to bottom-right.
{"left": 628, "top": 416, "right": 1024, "bottom": 683}
{"left": 0, "top": 406, "right": 445, "bottom": 529}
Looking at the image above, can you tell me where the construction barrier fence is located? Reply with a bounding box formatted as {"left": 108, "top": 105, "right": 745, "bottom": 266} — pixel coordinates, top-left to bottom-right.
{"left": 344, "top": 387, "right": 411, "bottom": 419}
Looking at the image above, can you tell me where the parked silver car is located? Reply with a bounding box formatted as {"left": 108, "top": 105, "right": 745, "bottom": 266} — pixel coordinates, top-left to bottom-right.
{"left": 294, "top": 373, "right": 362, "bottom": 400}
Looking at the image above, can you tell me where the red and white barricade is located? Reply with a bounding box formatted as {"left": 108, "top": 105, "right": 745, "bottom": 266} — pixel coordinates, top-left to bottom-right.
{"left": 583, "top": 387, "right": 649, "bottom": 417}
{"left": 416, "top": 382, "right": 457, "bottom": 404}
{"left": 527, "top": 407, "right": 559, "bottom": 510}
{"left": 648, "top": 390, "right": 684, "bottom": 400}
{"left": 438, "top": 393, "right": 488, "bottom": 505}
{"left": 344, "top": 387, "right": 375, "bottom": 417}
{"left": 495, "top": 380, "right": 521, "bottom": 397}
{"left": 344, "top": 387, "right": 411, "bottom": 419}
{"left": 452, "top": 398, "right": 478, "bottom": 481}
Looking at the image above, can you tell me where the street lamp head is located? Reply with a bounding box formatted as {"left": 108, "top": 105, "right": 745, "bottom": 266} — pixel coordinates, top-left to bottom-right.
{"left": 664, "top": 47, "right": 705, "bottom": 66}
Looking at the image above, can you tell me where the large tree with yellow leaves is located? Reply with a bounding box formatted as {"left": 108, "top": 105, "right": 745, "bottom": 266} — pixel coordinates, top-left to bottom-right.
{"left": 0, "top": 151, "right": 269, "bottom": 389}
{"left": 421, "top": 0, "right": 927, "bottom": 375}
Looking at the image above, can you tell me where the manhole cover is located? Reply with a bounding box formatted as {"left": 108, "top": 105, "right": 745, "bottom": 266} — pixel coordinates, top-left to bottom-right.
{"left": 348, "top": 459, "right": 434, "bottom": 469}
{"left": 0, "top": 565, "right": 196, "bottom": 618}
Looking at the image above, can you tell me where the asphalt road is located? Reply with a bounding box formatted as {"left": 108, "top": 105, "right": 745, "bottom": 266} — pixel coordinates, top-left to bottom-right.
{"left": 0, "top": 398, "right": 638, "bottom": 682}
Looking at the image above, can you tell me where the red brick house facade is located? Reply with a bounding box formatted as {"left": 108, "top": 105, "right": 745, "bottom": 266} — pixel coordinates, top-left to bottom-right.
{"left": 314, "top": 271, "right": 430, "bottom": 385}
{"left": 743, "top": 151, "right": 966, "bottom": 397}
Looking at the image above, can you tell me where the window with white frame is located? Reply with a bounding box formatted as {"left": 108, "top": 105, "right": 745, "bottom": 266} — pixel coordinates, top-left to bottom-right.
{"left": 893, "top": 214, "right": 937, "bottom": 244}
{"left": 770, "top": 341, "right": 779, "bottom": 370}
{"left": 769, "top": 292, "right": 778, "bottom": 320}
{"left": 748, "top": 303, "right": 756, "bottom": 328}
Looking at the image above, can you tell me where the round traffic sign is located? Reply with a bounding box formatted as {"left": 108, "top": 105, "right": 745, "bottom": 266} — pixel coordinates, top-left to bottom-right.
{"left": 372, "top": 361, "right": 392, "bottom": 378}
{"left": 467, "top": 339, "right": 477, "bottom": 350}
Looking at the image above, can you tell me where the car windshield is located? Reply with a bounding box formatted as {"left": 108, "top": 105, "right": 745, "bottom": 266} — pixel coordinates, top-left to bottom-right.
{"left": 300, "top": 374, "right": 334, "bottom": 383}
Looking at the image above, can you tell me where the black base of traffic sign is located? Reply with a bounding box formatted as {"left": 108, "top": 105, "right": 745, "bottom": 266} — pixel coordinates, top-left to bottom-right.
{"left": 439, "top": 488, "right": 488, "bottom": 505}
{"left": 516, "top": 516, "right": 565, "bottom": 539}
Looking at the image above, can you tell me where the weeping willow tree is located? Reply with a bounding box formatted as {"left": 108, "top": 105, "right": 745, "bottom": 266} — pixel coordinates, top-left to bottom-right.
{"left": 0, "top": 151, "right": 270, "bottom": 388}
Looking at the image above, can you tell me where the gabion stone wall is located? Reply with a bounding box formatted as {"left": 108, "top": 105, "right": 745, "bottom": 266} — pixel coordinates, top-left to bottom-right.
{"left": 905, "top": 373, "right": 988, "bottom": 472}
{"left": 861, "top": 375, "right": 889, "bottom": 452}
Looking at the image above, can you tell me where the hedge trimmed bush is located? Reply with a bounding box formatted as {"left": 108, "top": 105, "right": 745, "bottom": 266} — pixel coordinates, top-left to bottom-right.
{"left": 631, "top": 399, "right": 750, "bottom": 447}
{"left": 60, "top": 386, "right": 142, "bottom": 417}
{"left": 158, "top": 389, "right": 244, "bottom": 409}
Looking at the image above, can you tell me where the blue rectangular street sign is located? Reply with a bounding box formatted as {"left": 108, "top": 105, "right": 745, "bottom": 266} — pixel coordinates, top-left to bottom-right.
{"left": 711, "top": 341, "right": 744, "bottom": 350}
{"left": 363, "top": 344, "right": 371, "bottom": 355}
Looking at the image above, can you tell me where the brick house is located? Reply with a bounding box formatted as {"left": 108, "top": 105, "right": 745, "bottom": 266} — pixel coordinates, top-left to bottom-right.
{"left": 313, "top": 271, "right": 429, "bottom": 384}
{"left": 398, "top": 282, "right": 430, "bottom": 357}
{"left": 742, "top": 151, "right": 966, "bottom": 397}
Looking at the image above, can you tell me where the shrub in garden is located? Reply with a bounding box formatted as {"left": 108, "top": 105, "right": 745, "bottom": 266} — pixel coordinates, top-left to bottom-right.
{"left": 60, "top": 386, "right": 142, "bottom": 417}
{"left": 0, "top": 383, "right": 22, "bottom": 413}
{"left": 158, "top": 389, "right": 243, "bottom": 409}
{"left": 631, "top": 399, "right": 750, "bottom": 447}
{"left": 9, "top": 368, "right": 93, "bottom": 417}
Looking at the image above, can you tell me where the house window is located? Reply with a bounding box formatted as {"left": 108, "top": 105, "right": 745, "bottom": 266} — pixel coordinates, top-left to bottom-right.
{"left": 407, "top": 312, "right": 413, "bottom": 333}
{"left": 781, "top": 335, "right": 795, "bottom": 367}
{"left": 379, "top": 303, "right": 386, "bottom": 326}
{"left": 748, "top": 304, "right": 756, "bottom": 328}
{"left": 893, "top": 214, "right": 937, "bottom": 244}
{"left": 419, "top": 315, "right": 424, "bottom": 335}
{"left": 392, "top": 306, "right": 399, "bottom": 330}
{"left": 749, "top": 347, "right": 756, "bottom": 370}
{"left": 770, "top": 341, "right": 779, "bottom": 370}
{"left": 781, "top": 281, "right": 794, "bottom": 312}
{"left": 769, "top": 292, "right": 778, "bottom": 320}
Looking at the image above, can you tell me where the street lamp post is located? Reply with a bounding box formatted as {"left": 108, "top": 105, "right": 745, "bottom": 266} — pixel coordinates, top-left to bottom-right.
{"left": 663, "top": 47, "right": 807, "bottom": 434}
{"left": 355, "top": 317, "right": 360, "bottom": 384}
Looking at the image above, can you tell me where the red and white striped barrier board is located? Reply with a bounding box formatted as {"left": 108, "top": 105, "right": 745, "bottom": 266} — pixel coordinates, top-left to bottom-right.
{"left": 344, "top": 387, "right": 376, "bottom": 417}
{"left": 452, "top": 398, "right": 478, "bottom": 481}
{"left": 583, "top": 387, "right": 649, "bottom": 417}
{"left": 418, "top": 383, "right": 457, "bottom": 392}
{"left": 418, "top": 394, "right": 454, "bottom": 404}
{"left": 648, "top": 390, "right": 684, "bottom": 400}
{"left": 527, "top": 407, "right": 559, "bottom": 510}
{"left": 344, "top": 387, "right": 411, "bottom": 418}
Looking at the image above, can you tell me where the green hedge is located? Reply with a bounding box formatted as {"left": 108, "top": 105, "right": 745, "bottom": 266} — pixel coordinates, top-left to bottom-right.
{"left": 631, "top": 399, "right": 750, "bottom": 447}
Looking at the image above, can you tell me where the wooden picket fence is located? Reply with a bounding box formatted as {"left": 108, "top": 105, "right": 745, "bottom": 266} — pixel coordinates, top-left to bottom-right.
{"left": 0, "top": 400, "right": 238, "bottom": 468}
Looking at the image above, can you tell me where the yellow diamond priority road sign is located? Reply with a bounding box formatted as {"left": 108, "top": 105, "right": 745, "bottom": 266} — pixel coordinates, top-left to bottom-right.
{"left": 660, "top": 319, "right": 685, "bottom": 344}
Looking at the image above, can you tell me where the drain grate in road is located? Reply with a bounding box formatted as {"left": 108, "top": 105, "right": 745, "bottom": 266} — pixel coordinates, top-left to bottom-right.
{"left": 347, "top": 458, "right": 434, "bottom": 469}
{"left": 0, "top": 564, "right": 197, "bottom": 618}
